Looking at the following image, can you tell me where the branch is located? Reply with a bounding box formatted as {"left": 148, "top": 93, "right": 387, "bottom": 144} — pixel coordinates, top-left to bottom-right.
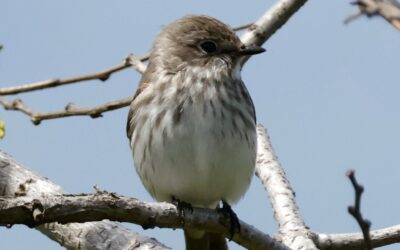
{"left": 240, "top": 0, "right": 307, "bottom": 64}
{"left": 233, "top": 22, "right": 254, "bottom": 31}
{"left": 317, "top": 224, "right": 400, "bottom": 249}
{"left": 0, "top": 96, "right": 133, "bottom": 125}
{"left": 0, "top": 23, "right": 250, "bottom": 98}
{"left": 0, "top": 191, "right": 288, "bottom": 250}
{"left": 0, "top": 151, "right": 170, "bottom": 250}
{"left": 256, "top": 128, "right": 400, "bottom": 249}
{"left": 1, "top": 0, "right": 308, "bottom": 124}
{"left": 256, "top": 115, "right": 399, "bottom": 250}
{"left": 346, "top": 170, "right": 372, "bottom": 250}
{"left": 345, "top": 0, "right": 400, "bottom": 30}
{"left": 3, "top": 132, "right": 400, "bottom": 249}
{"left": 255, "top": 124, "right": 318, "bottom": 249}
{"left": 0, "top": 54, "right": 147, "bottom": 96}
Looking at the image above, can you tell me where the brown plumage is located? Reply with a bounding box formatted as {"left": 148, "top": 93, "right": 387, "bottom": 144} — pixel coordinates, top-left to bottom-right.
{"left": 127, "top": 15, "right": 264, "bottom": 250}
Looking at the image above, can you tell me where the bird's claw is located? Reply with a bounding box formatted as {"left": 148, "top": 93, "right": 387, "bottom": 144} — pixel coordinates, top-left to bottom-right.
{"left": 218, "top": 201, "right": 240, "bottom": 240}
{"left": 172, "top": 196, "right": 194, "bottom": 217}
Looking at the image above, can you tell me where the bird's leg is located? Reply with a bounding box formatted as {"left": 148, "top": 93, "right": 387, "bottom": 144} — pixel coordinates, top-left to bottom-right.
{"left": 171, "top": 195, "right": 194, "bottom": 217}
{"left": 218, "top": 200, "right": 241, "bottom": 240}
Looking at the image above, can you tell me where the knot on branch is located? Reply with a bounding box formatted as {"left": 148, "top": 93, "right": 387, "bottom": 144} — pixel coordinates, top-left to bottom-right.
{"left": 65, "top": 102, "right": 76, "bottom": 112}
{"left": 9, "top": 99, "right": 24, "bottom": 110}
{"left": 98, "top": 74, "right": 110, "bottom": 82}
{"left": 89, "top": 112, "right": 103, "bottom": 118}
{"left": 30, "top": 199, "right": 45, "bottom": 227}
{"left": 31, "top": 117, "right": 41, "bottom": 125}
{"left": 125, "top": 54, "right": 148, "bottom": 74}
{"left": 14, "top": 178, "right": 35, "bottom": 197}
{"left": 351, "top": 0, "right": 379, "bottom": 16}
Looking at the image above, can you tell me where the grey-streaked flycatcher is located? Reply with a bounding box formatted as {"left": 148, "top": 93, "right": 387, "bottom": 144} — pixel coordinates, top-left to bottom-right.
{"left": 127, "top": 15, "right": 264, "bottom": 250}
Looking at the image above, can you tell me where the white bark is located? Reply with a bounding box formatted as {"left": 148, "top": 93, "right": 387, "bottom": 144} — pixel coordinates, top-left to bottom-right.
{"left": 317, "top": 224, "right": 400, "bottom": 249}
{"left": 240, "top": 0, "right": 307, "bottom": 65}
{"left": 255, "top": 125, "right": 318, "bottom": 249}
{"left": 0, "top": 151, "right": 170, "bottom": 250}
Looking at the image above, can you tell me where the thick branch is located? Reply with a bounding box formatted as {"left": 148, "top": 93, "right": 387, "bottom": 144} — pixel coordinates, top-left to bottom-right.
{"left": 0, "top": 96, "right": 133, "bottom": 125}
{"left": 0, "top": 54, "right": 147, "bottom": 96}
{"left": 256, "top": 126, "right": 400, "bottom": 249}
{"left": 3, "top": 140, "right": 400, "bottom": 249}
{"left": 317, "top": 224, "right": 400, "bottom": 249}
{"left": 255, "top": 124, "right": 318, "bottom": 249}
{"left": 0, "top": 191, "right": 287, "bottom": 250}
{"left": 346, "top": 0, "right": 400, "bottom": 30}
{"left": 0, "top": 151, "right": 170, "bottom": 250}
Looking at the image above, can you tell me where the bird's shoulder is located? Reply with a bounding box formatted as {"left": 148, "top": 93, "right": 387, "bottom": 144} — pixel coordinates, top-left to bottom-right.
{"left": 126, "top": 62, "right": 156, "bottom": 140}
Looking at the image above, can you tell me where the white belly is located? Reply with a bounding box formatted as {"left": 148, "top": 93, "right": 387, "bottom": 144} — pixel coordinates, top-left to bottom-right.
{"left": 130, "top": 72, "right": 256, "bottom": 208}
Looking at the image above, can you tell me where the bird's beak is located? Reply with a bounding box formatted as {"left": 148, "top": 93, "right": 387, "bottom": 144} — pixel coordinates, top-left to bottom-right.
{"left": 238, "top": 44, "right": 266, "bottom": 55}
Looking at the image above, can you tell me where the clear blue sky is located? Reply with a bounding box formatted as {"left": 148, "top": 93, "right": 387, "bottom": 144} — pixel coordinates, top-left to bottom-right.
{"left": 1, "top": 1, "right": 400, "bottom": 249}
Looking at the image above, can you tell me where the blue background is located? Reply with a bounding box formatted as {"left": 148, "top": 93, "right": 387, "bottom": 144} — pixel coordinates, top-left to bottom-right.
{"left": 1, "top": 1, "right": 399, "bottom": 249}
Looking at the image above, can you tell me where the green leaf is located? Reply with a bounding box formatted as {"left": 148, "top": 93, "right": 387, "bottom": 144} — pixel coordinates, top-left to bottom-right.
{"left": 0, "top": 120, "right": 5, "bottom": 139}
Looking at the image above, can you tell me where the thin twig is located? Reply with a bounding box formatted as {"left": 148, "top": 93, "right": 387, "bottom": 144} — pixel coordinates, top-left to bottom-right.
{"left": 233, "top": 22, "right": 254, "bottom": 31}
{"left": 346, "top": 170, "right": 372, "bottom": 250}
{"left": 0, "top": 54, "right": 148, "bottom": 96}
{"left": 1, "top": 0, "right": 309, "bottom": 125}
{"left": 346, "top": 0, "right": 400, "bottom": 30}
{"left": 0, "top": 96, "right": 133, "bottom": 125}
{"left": 0, "top": 23, "right": 249, "bottom": 97}
{"left": 344, "top": 11, "right": 364, "bottom": 24}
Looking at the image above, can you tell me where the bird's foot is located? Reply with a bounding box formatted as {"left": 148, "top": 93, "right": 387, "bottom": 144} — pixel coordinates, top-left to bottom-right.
{"left": 218, "top": 201, "right": 240, "bottom": 240}
{"left": 172, "top": 196, "right": 193, "bottom": 217}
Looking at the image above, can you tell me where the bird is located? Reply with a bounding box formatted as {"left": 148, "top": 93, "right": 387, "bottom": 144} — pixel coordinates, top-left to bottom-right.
{"left": 127, "top": 15, "right": 264, "bottom": 250}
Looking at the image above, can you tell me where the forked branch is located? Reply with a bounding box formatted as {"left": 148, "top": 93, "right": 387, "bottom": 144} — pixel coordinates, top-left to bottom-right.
{"left": 0, "top": 151, "right": 170, "bottom": 250}
{"left": 0, "top": 0, "right": 308, "bottom": 124}
{"left": 0, "top": 96, "right": 133, "bottom": 125}
{"left": 0, "top": 24, "right": 251, "bottom": 97}
{"left": 346, "top": 170, "right": 372, "bottom": 250}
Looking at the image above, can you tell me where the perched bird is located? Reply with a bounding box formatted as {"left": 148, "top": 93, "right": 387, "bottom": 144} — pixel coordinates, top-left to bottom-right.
{"left": 127, "top": 15, "right": 264, "bottom": 250}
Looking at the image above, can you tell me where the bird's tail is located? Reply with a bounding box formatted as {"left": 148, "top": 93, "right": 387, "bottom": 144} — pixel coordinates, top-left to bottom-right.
{"left": 184, "top": 229, "right": 227, "bottom": 250}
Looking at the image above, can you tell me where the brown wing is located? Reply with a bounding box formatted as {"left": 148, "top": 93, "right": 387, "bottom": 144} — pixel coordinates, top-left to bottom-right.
{"left": 126, "top": 62, "right": 156, "bottom": 141}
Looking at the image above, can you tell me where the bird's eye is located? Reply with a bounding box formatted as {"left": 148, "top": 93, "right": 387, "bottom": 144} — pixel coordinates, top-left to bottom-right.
{"left": 199, "top": 41, "right": 217, "bottom": 54}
